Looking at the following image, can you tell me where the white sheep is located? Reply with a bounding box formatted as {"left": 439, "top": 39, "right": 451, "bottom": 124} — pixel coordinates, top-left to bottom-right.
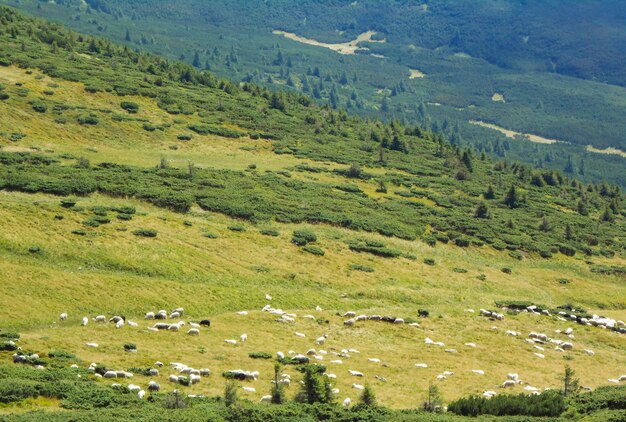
{"left": 94, "top": 315, "right": 106, "bottom": 323}
{"left": 225, "top": 339, "right": 238, "bottom": 345}
{"left": 145, "top": 312, "right": 155, "bottom": 320}
{"left": 260, "top": 395, "right": 272, "bottom": 403}
{"left": 242, "top": 386, "right": 256, "bottom": 392}
{"left": 295, "top": 332, "right": 305, "bottom": 338}
{"left": 115, "top": 320, "right": 124, "bottom": 329}
{"left": 352, "top": 384, "right": 364, "bottom": 390}
{"left": 187, "top": 328, "right": 200, "bottom": 336}
{"left": 60, "top": 313, "right": 68, "bottom": 321}
{"left": 415, "top": 363, "right": 428, "bottom": 368}
{"left": 81, "top": 317, "right": 89, "bottom": 326}
{"left": 471, "top": 370, "right": 485, "bottom": 375}
{"left": 343, "top": 397, "right": 351, "bottom": 407}
{"left": 240, "top": 333, "right": 247, "bottom": 342}
{"left": 348, "top": 370, "right": 363, "bottom": 377}
{"left": 86, "top": 342, "right": 98, "bottom": 348}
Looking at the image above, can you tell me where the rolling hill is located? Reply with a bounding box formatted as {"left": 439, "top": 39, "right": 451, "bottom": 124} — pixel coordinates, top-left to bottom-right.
{"left": 0, "top": 6, "right": 625, "bottom": 421}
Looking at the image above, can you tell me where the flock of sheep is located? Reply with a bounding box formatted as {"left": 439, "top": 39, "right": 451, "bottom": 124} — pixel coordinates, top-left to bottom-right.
{"left": 11, "top": 297, "right": 625, "bottom": 405}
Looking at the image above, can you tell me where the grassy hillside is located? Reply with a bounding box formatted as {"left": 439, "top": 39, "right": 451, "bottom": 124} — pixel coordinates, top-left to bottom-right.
{"left": 0, "top": 7, "right": 625, "bottom": 420}
{"left": 3, "top": 0, "right": 626, "bottom": 188}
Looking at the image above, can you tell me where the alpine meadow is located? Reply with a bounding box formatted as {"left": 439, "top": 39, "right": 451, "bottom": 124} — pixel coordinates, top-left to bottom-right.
{"left": 0, "top": 3, "right": 625, "bottom": 422}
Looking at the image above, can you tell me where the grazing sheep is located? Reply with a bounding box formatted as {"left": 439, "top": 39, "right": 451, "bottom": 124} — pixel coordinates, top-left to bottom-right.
{"left": 507, "top": 373, "right": 519, "bottom": 381}
{"left": 352, "top": 384, "right": 364, "bottom": 390}
{"left": 584, "top": 349, "right": 595, "bottom": 356}
{"left": 187, "top": 328, "right": 200, "bottom": 336}
{"left": 436, "top": 375, "right": 446, "bottom": 380}
{"left": 242, "top": 386, "right": 256, "bottom": 392}
{"left": 295, "top": 332, "right": 305, "bottom": 338}
{"left": 110, "top": 316, "right": 124, "bottom": 324}
{"left": 153, "top": 323, "right": 169, "bottom": 330}
{"left": 525, "top": 386, "right": 539, "bottom": 392}
{"left": 316, "top": 336, "right": 326, "bottom": 345}
{"left": 330, "top": 360, "right": 343, "bottom": 364}
{"left": 240, "top": 334, "right": 248, "bottom": 342}
{"left": 393, "top": 318, "right": 405, "bottom": 324}
{"left": 348, "top": 370, "right": 364, "bottom": 377}
{"left": 94, "top": 315, "right": 106, "bottom": 323}
{"left": 608, "top": 379, "right": 619, "bottom": 384}
{"left": 292, "top": 355, "right": 309, "bottom": 364}
{"left": 81, "top": 317, "right": 88, "bottom": 326}
{"left": 344, "top": 311, "right": 356, "bottom": 318}
{"left": 343, "top": 318, "right": 356, "bottom": 326}
{"left": 277, "top": 351, "right": 285, "bottom": 359}
{"left": 472, "top": 370, "right": 485, "bottom": 375}
{"left": 368, "top": 315, "right": 382, "bottom": 321}
{"left": 200, "top": 368, "right": 211, "bottom": 377}
{"left": 237, "top": 311, "right": 248, "bottom": 315}
{"left": 260, "top": 395, "right": 272, "bottom": 403}
{"left": 145, "top": 312, "right": 155, "bottom": 320}
{"left": 59, "top": 313, "right": 68, "bottom": 321}
{"left": 343, "top": 397, "right": 351, "bottom": 407}
{"left": 465, "top": 343, "right": 476, "bottom": 348}
{"left": 169, "top": 375, "right": 179, "bottom": 383}
{"left": 128, "top": 384, "right": 141, "bottom": 392}
{"left": 148, "top": 382, "right": 160, "bottom": 392}
{"left": 115, "top": 320, "right": 124, "bottom": 329}
{"left": 174, "top": 307, "right": 184, "bottom": 316}
{"left": 368, "top": 358, "right": 381, "bottom": 363}
{"left": 86, "top": 342, "right": 99, "bottom": 348}
{"left": 190, "top": 374, "right": 201, "bottom": 384}
{"left": 534, "top": 353, "right": 545, "bottom": 359}
{"left": 170, "top": 312, "right": 180, "bottom": 319}
{"left": 200, "top": 319, "right": 211, "bottom": 327}
{"left": 127, "top": 320, "right": 138, "bottom": 327}
{"left": 415, "top": 363, "right": 428, "bottom": 368}
{"left": 103, "top": 371, "right": 117, "bottom": 379}
{"left": 502, "top": 380, "right": 516, "bottom": 388}
{"left": 224, "top": 339, "right": 237, "bottom": 345}
{"left": 149, "top": 368, "right": 159, "bottom": 376}
{"left": 168, "top": 324, "right": 179, "bottom": 332}
{"left": 445, "top": 349, "right": 457, "bottom": 353}
{"left": 316, "top": 305, "right": 323, "bottom": 311}
{"left": 561, "top": 342, "right": 574, "bottom": 350}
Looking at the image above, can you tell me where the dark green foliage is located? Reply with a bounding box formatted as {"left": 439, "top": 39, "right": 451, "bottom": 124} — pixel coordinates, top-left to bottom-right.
{"left": 28, "top": 246, "right": 41, "bottom": 253}
{"left": 177, "top": 134, "right": 193, "bottom": 141}
{"left": 423, "top": 258, "right": 436, "bottom": 266}
{"left": 248, "top": 352, "right": 272, "bottom": 359}
{"left": 116, "top": 213, "right": 133, "bottom": 221}
{"left": 0, "top": 332, "right": 20, "bottom": 340}
{"left": 0, "top": 379, "right": 40, "bottom": 403}
{"left": 359, "top": 384, "right": 377, "bottom": 407}
{"left": 123, "top": 343, "right": 137, "bottom": 351}
{"left": 202, "top": 232, "right": 219, "bottom": 239}
{"left": 349, "top": 264, "right": 374, "bottom": 273}
{"left": 473, "top": 202, "right": 490, "bottom": 219}
{"left": 502, "top": 267, "right": 512, "bottom": 274}
{"left": 224, "top": 381, "right": 238, "bottom": 407}
{"left": 227, "top": 225, "right": 246, "bottom": 232}
{"left": 77, "top": 114, "right": 99, "bottom": 125}
{"left": 120, "top": 101, "right": 139, "bottom": 113}
{"left": 47, "top": 350, "right": 75, "bottom": 359}
{"left": 292, "top": 229, "right": 317, "bottom": 246}
{"left": 188, "top": 123, "right": 246, "bottom": 138}
{"left": 295, "top": 364, "right": 333, "bottom": 405}
{"left": 260, "top": 228, "right": 279, "bottom": 236}
{"left": 303, "top": 245, "right": 325, "bottom": 256}
{"left": 0, "top": 341, "right": 18, "bottom": 351}
{"left": 133, "top": 228, "right": 157, "bottom": 237}
{"left": 348, "top": 240, "right": 402, "bottom": 258}
{"left": 30, "top": 100, "right": 47, "bottom": 113}
{"left": 447, "top": 390, "right": 566, "bottom": 417}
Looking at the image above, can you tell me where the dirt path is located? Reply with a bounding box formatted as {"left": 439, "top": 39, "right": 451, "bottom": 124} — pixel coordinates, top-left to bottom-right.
{"left": 272, "top": 30, "right": 385, "bottom": 55}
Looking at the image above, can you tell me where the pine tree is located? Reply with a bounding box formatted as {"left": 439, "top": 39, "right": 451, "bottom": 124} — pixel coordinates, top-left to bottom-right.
{"left": 224, "top": 381, "right": 238, "bottom": 407}
{"left": 359, "top": 384, "right": 377, "bottom": 407}
{"left": 271, "top": 362, "right": 285, "bottom": 404}
{"left": 600, "top": 206, "right": 613, "bottom": 222}
{"left": 564, "top": 223, "right": 572, "bottom": 240}
{"left": 192, "top": 51, "right": 201, "bottom": 68}
{"left": 562, "top": 366, "right": 580, "bottom": 397}
{"left": 474, "top": 202, "right": 490, "bottom": 219}
{"left": 423, "top": 383, "right": 443, "bottom": 412}
{"left": 539, "top": 216, "right": 552, "bottom": 232}
{"left": 504, "top": 184, "right": 520, "bottom": 208}
{"left": 124, "top": 28, "right": 131, "bottom": 42}
{"left": 461, "top": 150, "right": 473, "bottom": 172}
{"left": 484, "top": 185, "right": 495, "bottom": 200}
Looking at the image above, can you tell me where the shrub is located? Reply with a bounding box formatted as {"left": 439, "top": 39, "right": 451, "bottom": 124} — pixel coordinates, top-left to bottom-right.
{"left": 28, "top": 246, "right": 41, "bottom": 254}
{"left": 423, "top": 235, "right": 437, "bottom": 247}
{"left": 30, "top": 100, "right": 47, "bottom": 113}
{"left": 348, "top": 241, "right": 402, "bottom": 258}
{"left": 423, "top": 258, "right": 436, "bottom": 266}
{"left": 509, "top": 251, "right": 524, "bottom": 260}
{"left": 0, "top": 332, "right": 20, "bottom": 340}
{"left": 0, "top": 341, "right": 18, "bottom": 351}
{"left": 77, "top": 114, "right": 99, "bottom": 125}
{"left": 349, "top": 264, "right": 375, "bottom": 273}
{"left": 133, "top": 229, "right": 157, "bottom": 238}
{"left": 303, "top": 245, "right": 325, "bottom": 256}
{"left": 60, "top": 199, "right": 77, "bottom": 208}
{"left": 202, "top": 232, "right": 219, "bottom": 239}
{"left": 248, "top": 352, "right": 273, "bottom": 359}
{"left": 502, "top": 267, "right": 512, "bottom": 274}
{"left": 453, "top": 267, "right": 467, "bottom": 273}
{"left": 0, "top": 379, "right": 40, "bottom": 403}
{"left": 559, "top": 245, "right": 576, "bottom": 257}
{"left": 0, "top": 92, "right": 9, "bottom": 101}
{"left": 143, "top": 123, "right": 157, "bottom": 132}
{"left": 227, "top": 225, "right": 246, "bottom": 232}
{"left": 260, "top": 228, "right": 279, "bottom": 236}
{"left": 123, "top": 343, "right": 137, "bottom": 351}
{"left": 448, "top": 390, "right": 566, "bottom": 417}
{"left": 48, "top": 350, "right": 75, "bottom": 359}
{"left": 177, "top": 134, "right": 193, "bottom": 141}
{"left": 116, "top": 213, "right": 133, "bottom": 221}
{"left": 292, "top": 229, "right": 317, "bottom": 246}
{"left": 120, "top": 101, "right": 139, "bottom": 113}
{"left": 71, "top": 230, "right": 87, "bottom": 236}
{"left": 455, "top": 236, "right": 471, "bottom": 247}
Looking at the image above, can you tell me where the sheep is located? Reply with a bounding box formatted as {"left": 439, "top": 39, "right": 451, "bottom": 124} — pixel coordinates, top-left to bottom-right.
{"left": 343, "top": 318, "right": 356, "bottom": 326}
{"left": 415, "top": 363, "right": 428, "bottom": 368}
{"left": 524, "top": 386, "right": 540, "bottom": 392}
{"left": 316, "top": 305, "right": 323, "bottom": 311}
{"left": 343, "top": 397, "right": 351, "bottom": 407}
{"left": 465, "top": 343, "right": 476, "bottom": 348}
{"left": 295, "top": 332, "right": 305, "bottom": 338}
{"left": 352, "top": 384, "right": 364, "bottom": 390}
{"left": 330, "top": 360, "right": 343, "bottom": 364}
{"left": 277, "top": 351, "right": 285, "bottom": 359}
{"left": 125, "top": 320, "right": 137, "bottom": 327}
{"left": 507, "top": 373, "right": 519, "bottom": 381}
{"left": 168, "top": 324, "right": 179, "bottom": 332}
{"left": 86, "top": 342, "right": 99, "bottom": 348}
{"left": 265, "top": 294, "right": 272, "bottom": 301}
{"left": 324, "top": 373, "right": 337, "bottom": 379}
{"left": 436, "top": 375, "right": 446, "bottom": 380}
{"left": 200, "top": 368, "right": 211, "bottom": 377}
{"left": 237, "top": 311, "right": 248, "bottom": 315}
{"left": 303, "top": 315, "right": 316, "bottom": 320}
{"left": 292, "top": 355, "right": 309, "bottom": 364}
{"left": 153, "top": 322, "right": 169, "bottom": 330}
{"left": 170, "top": 312, "right": 181, "bottom": 319}
{"left": 155, "top": 361, "right": 164, "bottom": 367}
{"left": 240, "top": 334, "right": 248, "bottom": 342}
{"left": 316, "top": 336, "right": 326, "bottom": 345}
{"left": 502, "top": 380, "right": 516, "bottom": 388}
{"left": 117, "top": 371, "right": 132, "bottom": 378}
{"left": 187, "top": 328, "right": 200, "bottom": 336}
{"left": 584, "top": 349, "right": 595, "bottom": 356}
{"left": 306, "top": 349, "right": 317, "bottom": 356}
{"left": 224, "top": 339, "right": 237, "bottom": 345}
{"left": 103, "top": 371, "right": 117, "bottom": 379}
{"left": 393, "top": 318, "right": 405, "bottom": 324}
{"left": 110, "top": 316, "right": 124, "bottom": 324}
{"left": 619, "top": 375, "right": 626, "bottom": 382}
{"left": 344, "top": 311, "right": 356, "bottom": 318}
{"left": 128, "top": 384, "right": 141, "bottom": 392}
{"left": 534, "top": 353, "right": 545, "bottom": 359}
{"left": 169, "top": 375, "right": 179, "bottom": 383}
{"left": 94, "top": 315, "right": 106, "bottom": 323}
{"left": 555, "top": 347, "right": 565, "bottom": 353}
{"left": 200, "top": 319, "right": 211, "bottom": 327}
{"left": 149, "top": 368, "right": 159, "bottom": 376}
{"left": 368, "top": 358, "right": 381, "bottom": 363}
{"left": 534, "top": 345, "right": 545, "bottom": 351}
{"left": 190, "top": 374, "right": 201, "bottom": 384}
{"left": 260, "top": 395, "right": 272, "bottom": 403}
{"left": 356, "top": 314, "right": 368, "bottom": 321}
{"left": 424, "top": 337, "right": 434, "bottom": 345}
{"left": 368, "top": 315, "right": 382, "bottom": 321}
{"left": 242, "top": 386, "right": 256, "bottom": 392}
{"left": 156, "top": 310, "right": 168, "bottom": 320}
{"left": 115, "top": 320, "right": 124, "bottom": 329}
{"left": 174, "top": 307, "right": 184, "bottom": 316}
{"left": 445, "top": 349, "right": 457, "bottom": 353}
{"left": 145, "top": 312, "right": 155, "bottom": 320}
{"left": 608, "top": 379, "right": 619, "bottom": 384}
{"left": 348, "top": 370, "right": 364, "bottom": 377}
{"left": 561, "top": 342, "right": 574, "bottom": 350}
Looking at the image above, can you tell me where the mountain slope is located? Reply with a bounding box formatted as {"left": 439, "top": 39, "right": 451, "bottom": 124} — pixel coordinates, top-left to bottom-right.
{"left": 0, "top": 7, "right": 625, "bottom": 419}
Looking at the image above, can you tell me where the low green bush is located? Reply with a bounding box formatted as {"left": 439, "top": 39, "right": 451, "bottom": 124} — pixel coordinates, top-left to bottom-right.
{"left": 303, "top": 245, "right": 325, "bottom": 256}
{"left": 133, "top": 228, "right": 157, "bottom": 238}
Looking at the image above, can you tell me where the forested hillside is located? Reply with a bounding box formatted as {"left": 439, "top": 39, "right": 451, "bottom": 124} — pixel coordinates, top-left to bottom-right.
{"left": 3, "top": 0, "right": 626, "bottom": 188}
